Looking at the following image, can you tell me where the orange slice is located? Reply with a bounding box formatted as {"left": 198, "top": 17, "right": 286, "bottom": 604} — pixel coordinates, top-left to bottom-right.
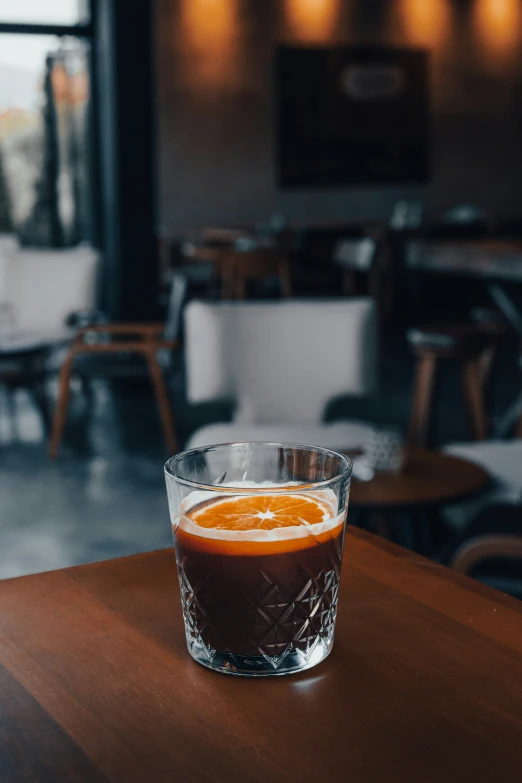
{"left": 187, "top": 493, "right": 332, "bottom": 531}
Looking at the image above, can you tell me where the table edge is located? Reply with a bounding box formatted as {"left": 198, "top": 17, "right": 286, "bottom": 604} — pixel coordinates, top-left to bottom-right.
{"left": 2, "top": 531, "right": 521, "bottom": 619}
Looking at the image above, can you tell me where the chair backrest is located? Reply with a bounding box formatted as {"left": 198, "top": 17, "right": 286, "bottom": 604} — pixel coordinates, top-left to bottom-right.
{"left": 0, "top": 242, "right": 99, "bottom": 337}
{"left": 184, "top": 298, "right": 377, "bottom": 423}
{"left": 333, "top": 237, "right": 377, "bottom": 272}
{"left": 220, "top": 248, "right": 293, "bottom": 299}
{"left": 449, "top": 503, "right": 522, "bottom": 598}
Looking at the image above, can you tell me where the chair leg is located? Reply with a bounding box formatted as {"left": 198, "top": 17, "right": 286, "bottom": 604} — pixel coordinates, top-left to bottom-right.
{"left": 48, "top": 354, "right": 75, "bottom": 459}
{"left": 477, "top": 344, "right": 496, "bottom": 389}
{"left": 146, "top": 351, "right": 178, "bottom": 454}
{"left": 477, "top": 343, "right": 497, "bottom": 421}
{"left": 370, "top": 512, "right": 393, "bottom": 542}
{"left": 461, "top": 359, "right": 487, "bottom": 440}
{"left": 408, "top": 355, "right": 437, "bottom": 447}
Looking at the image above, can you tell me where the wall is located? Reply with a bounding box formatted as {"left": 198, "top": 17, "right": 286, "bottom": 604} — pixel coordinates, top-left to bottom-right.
{"left": 155, "top": 0, "right": 522, "bottom": 231}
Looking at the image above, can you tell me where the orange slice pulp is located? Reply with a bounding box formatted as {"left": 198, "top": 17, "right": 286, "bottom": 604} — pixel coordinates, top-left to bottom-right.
{"left": 179, "top": 493, "right": 344, "bottom": 556}
{"left": 187, "top": 493, "right": 332, "bottom": 531}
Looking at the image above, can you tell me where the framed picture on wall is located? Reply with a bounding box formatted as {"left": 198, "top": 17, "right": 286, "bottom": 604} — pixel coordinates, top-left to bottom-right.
{"left": 276, "top": 45, "right": 430, "bottom": 188}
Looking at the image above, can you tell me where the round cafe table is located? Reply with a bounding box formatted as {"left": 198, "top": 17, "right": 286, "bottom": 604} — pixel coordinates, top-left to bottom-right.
{"left": 346, "top": 447, "right": 490, "bottom": 555}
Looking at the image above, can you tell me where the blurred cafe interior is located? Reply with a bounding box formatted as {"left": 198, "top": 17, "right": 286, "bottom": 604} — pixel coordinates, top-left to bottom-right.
{"left": 1, "top": 0, "right": 522, "bottom": 596}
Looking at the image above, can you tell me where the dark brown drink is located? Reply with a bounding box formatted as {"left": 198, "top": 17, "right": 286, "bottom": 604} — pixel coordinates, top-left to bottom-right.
{"left": 173, "top": 495, "right": 345, "bottom": 663}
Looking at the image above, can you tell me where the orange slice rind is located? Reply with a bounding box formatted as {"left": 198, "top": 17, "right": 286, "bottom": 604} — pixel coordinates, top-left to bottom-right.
{"left": 177, "top": 487, "right": 345, "bottom": 543}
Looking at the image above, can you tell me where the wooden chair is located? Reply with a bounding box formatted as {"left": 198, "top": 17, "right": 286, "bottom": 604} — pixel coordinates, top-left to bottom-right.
{"left": 448, "top": 503, "right": 522, "bottom": 597}
{"left": 407, "top": 323, "right": 489, "bottom": 446}
{"left": 219, "top": 248, "right": 293, "bottom": 299}
{"left": 452, "top": 533, "right": 522, "bottom": 575}
{"left": 48, "top": 324, "right": 179, "bottom": 458}
{"left": 49, "top": 274, "right": 186, "bottom": 458}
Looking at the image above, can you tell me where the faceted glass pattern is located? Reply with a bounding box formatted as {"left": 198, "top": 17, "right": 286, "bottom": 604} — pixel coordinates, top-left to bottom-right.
{"left": 176, "top": 534, "right": 344, "bottom": 676}
{"left": 165, "top": 443, "right": 351, "bottom": 676}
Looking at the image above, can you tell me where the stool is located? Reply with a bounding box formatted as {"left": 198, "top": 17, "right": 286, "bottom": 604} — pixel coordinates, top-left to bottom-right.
{"left": 470, "top": 307, "right": 509, "bottom": 392}
{"left": 408, "top": 324, "right": 489, "bottom": 446}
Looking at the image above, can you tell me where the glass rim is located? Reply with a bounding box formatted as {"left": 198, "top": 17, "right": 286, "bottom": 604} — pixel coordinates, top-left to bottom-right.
{"left": 164, "top": 441, "right": 353, "bottom": 494}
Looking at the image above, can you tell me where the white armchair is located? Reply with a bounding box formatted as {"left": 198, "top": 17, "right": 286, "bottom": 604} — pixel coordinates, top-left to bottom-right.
{"left": 0, "top": 237, "right": 99, "bottom": 338}
{"left": 184, "top": 298, "right": 378, "bottom": 451}
{"left": 0, "top": 237, "right": 100, "bottom": 437}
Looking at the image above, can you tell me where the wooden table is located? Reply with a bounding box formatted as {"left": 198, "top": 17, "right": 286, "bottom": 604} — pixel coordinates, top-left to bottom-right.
{"left": 350, "top": 448, "right": 490, "bottom": 510}
{"left": 349, "top": 448, "right": 490, "bottom": 553}
{"left": 1, "top": 531, "right": 522, "bottom": 782}
{"left": 406, "top": 239, "right": 522, "bottom": 282}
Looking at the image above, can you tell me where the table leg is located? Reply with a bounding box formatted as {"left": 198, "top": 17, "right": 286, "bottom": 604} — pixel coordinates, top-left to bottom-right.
{"left": 389, "top": 512, "right": 416, "bottom": 551}
{"left": 3, "top": 384, "right": 17, "bottom": 439}
{"left": 30, "top": 381, "right": 51, "bottom": 434}
{"left": 370, "top": 510, "right": 437, "bottom": 558}
{"left": 21, "top": 355, "right": 51, "bottom": 435}
{"left": 412, "top": 511, "right": 435, "bottom": 557}
{"left": 357, "top": 511, "right": 394, "bottom": 541}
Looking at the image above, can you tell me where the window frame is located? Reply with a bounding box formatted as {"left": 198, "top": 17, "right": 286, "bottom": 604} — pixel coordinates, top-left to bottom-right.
{"left": 0, "top": 21, "right": 93, "bottom": 35}
{"left": 0, "top": 0, "right": 93, "bottom": 35}
{"left": 0, "top": 0, "right": 100, "bottom": 246}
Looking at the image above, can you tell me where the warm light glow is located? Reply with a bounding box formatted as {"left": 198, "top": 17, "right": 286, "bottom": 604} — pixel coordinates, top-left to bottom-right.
{"left": 181, "top": 0, "right": 238, "bottom": 87}
{"left": 398, "top": 0, "right": 451, "bottom": 47}
{"left": 285, "top": 0, "right": 341, "bottom": 41}
{"left": 474, "top": 0, "right": 521, "bottom": 52}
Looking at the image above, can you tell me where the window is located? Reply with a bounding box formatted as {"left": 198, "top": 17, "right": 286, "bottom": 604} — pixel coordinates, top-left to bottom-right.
{"left": 0, "top": 2, "right": 94, "bottom": 247}
{"left": 0, "top": 0, "right": 89, "bottom": 26}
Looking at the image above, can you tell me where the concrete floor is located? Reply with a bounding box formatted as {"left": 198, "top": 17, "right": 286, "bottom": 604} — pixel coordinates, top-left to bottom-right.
{"left": 0, "top": 385, "right": 170, "bottom": 579}
{"left": 0, "top": 333, "right": 519, "bottom": 579}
